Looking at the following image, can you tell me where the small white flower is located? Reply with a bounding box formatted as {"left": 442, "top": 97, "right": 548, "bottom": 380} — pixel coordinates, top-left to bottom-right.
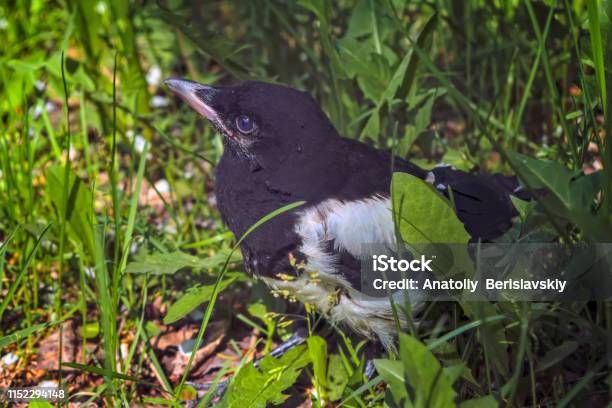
{"left": 134, "top": 135, "right": 146, "bottom": 153}
{"left": 155, "top": 179, "right": 170, "bottom": 194}
{"left": 32, "top": 105, "right": 43, "bottom": 119}
{"left": 120, "top": 343, "right": 129, "bottom": 360}
{"left": 150, "top": 96, "right": 169, "bottom": 108}
{"left": 1, "top": 352, "right": 18, "bottom": 366}
{"left": 85, "top": 267, "right": 95, "bottom": 279}
{"left": 164, "top": 224, "right": 177, "bottom": 235}
{"left": 38, "top": 380, "right": 58, "bottom": 389}
{"left": 146, "top": 66, "right": 162, "bottom": 86}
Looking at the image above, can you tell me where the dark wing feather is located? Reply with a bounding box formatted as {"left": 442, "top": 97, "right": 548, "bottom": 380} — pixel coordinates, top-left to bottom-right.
{"left": 430, "top": 166, "right": 523, "bottom": 240}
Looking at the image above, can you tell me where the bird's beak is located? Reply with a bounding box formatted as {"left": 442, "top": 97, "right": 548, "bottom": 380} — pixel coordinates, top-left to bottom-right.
{"left": 164, "top": 77, "right": 232, "bottom": 136}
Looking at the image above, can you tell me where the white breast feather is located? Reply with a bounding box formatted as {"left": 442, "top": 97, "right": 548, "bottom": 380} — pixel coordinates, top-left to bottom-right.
{"left": 294, "top": 196, "right": 396, "bottom": 279}
{"left": 268, "top": 196, "right": 419, "bottom": 349}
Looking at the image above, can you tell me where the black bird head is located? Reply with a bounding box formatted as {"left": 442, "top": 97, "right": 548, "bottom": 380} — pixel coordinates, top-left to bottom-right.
{"left": 164, "top": 78, "right": 338, "bottom": 170}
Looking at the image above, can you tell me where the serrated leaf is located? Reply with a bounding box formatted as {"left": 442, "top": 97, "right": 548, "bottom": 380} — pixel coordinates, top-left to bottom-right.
{"left": 218, "top": 345, "right": 310, "bottom": 408}
{"left": 391, "top": 172, "right": 469, "bottom": 244}
{"left": 125, "top": 250, "right": 241, "bottom": 275}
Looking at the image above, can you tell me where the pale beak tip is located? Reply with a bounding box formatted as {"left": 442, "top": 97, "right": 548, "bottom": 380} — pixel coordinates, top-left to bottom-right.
{"left": 164, "top": 77, "right": 189, "bottom": 93}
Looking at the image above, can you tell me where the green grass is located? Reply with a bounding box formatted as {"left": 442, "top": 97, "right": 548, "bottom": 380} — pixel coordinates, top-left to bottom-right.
{"left": 0, "top": 1, "right": 611, "bottom": 407}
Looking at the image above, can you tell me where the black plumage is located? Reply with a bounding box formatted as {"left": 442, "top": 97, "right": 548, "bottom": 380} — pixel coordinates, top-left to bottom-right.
{"left": 165, "top": 78, "right": 523, "bottom": 345}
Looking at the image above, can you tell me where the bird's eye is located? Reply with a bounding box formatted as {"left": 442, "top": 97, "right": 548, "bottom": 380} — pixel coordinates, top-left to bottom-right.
{"left": 235, "top": 115, "right": 254, "bottom": 134}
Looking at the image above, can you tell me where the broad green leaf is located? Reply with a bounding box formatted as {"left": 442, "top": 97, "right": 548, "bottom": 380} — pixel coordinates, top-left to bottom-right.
{"left": 326, "top": 354, "right": 350, "bottom": 401}
{"left": 508, "top": 151, "right": 611, "bottom": 240}
{"left": 125, "top": 250, "right": 241, "bottom": 275}
{"left": 440, "top": 147, "right": 473, "bottom": 171}
{"left": 247, "top": 303, "right": 269, "bottom": 322}
{"left": 506, "top": 151, "right": 574, "bottom": 209}
{"left": 81, "top": 322, "right": 100, "bottom": 339}
{"left": 507, "top": 151, "right": 603, "bottom": 211}
{"left": 398, "top": 333, "right": 457, "bottom": 407}
{"left": 6, "top": 59, "right": 46, "bottom": 73}
{"left": 218, "top": 345, "right": 310, "bottom": 408}
{"left": 343, "top": 0, "right": 395, "bottom": 41}
{"left": 164, "top": 276, "right": 238, "bottom": 324}
{"left": 46, "top": 165, "right": 95, "bottom": 258}
{"left": 391, "top": 172, "right": 469, "bottom": 244}
{"left": 397, "top": 91, "right": 438, "bottom": 156}
{"left": 307, "top": 335, "right": 328, "bottom": 398}
{"left": 28, "top": 403, "right": 55, "bottom": 408}
{"left": 359, "top": 13, "right": 436, "bottom": 140}
{"left": 373, "top": 359, "right": 413, "bottom": 408}
{"left": 362, "top": 109, "right": 380, "bottom": 140}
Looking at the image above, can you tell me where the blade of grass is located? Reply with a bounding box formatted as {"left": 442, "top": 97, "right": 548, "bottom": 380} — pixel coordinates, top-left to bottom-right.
{"left": 57, "top": 50, "right": 72, "bottom": 395}
{"left": 116, "top": 140, "right": 149, "bottom": 374}
{"left": 556, "top": 356, "right": 608, "bottom": 407}
{"left": 0, "top": 225, "right": 19, "bottom": 299}
{"left": 63, "top": 362, "right": 169, "bottom": 393}
{"left": 173, "top": 200, "right": 306, "bottom": 401}
{"left": 338, "top": 313, "right": 507, "bottom": 406}
{"left": 0, "top": 223, "right": 52, "bottom": 321}
{"left": 513, "top": 4, "right": 554, "bottom": 137}
{"left": 524, "top": 0, "right": 578, "bottom": 165}
{"left": 110, "top": 52, "right": 121, "bottom": 298}
{"left": 0, "top": 319, "right": 64, "bottom": 350}
{"left": 503, "top": 304, "right": 530, "bottom": 405}
{"left": 587, "top": 0, "right": 607, "bottom": 114}
{"left": 426, "top": 314, "right": 506, "bottom": 350}
{"left": 388, "top": 11, "right": 570, "bottom": 239}
{"left": 93, "top": 221, "right": 117, "bottom": 396}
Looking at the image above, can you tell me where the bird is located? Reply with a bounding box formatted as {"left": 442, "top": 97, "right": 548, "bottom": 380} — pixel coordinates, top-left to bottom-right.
{"left": 164, "top": 78, "right": 524, "bottom": 349}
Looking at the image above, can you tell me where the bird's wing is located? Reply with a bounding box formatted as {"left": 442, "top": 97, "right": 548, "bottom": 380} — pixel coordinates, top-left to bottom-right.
{"left": 427, "top": 165, "right": 524, "bottom": 240}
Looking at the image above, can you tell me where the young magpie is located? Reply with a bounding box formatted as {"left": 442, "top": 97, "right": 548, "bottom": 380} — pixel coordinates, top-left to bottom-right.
{"left": 165, "top": 78, "right": 522, "bottom": 349}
